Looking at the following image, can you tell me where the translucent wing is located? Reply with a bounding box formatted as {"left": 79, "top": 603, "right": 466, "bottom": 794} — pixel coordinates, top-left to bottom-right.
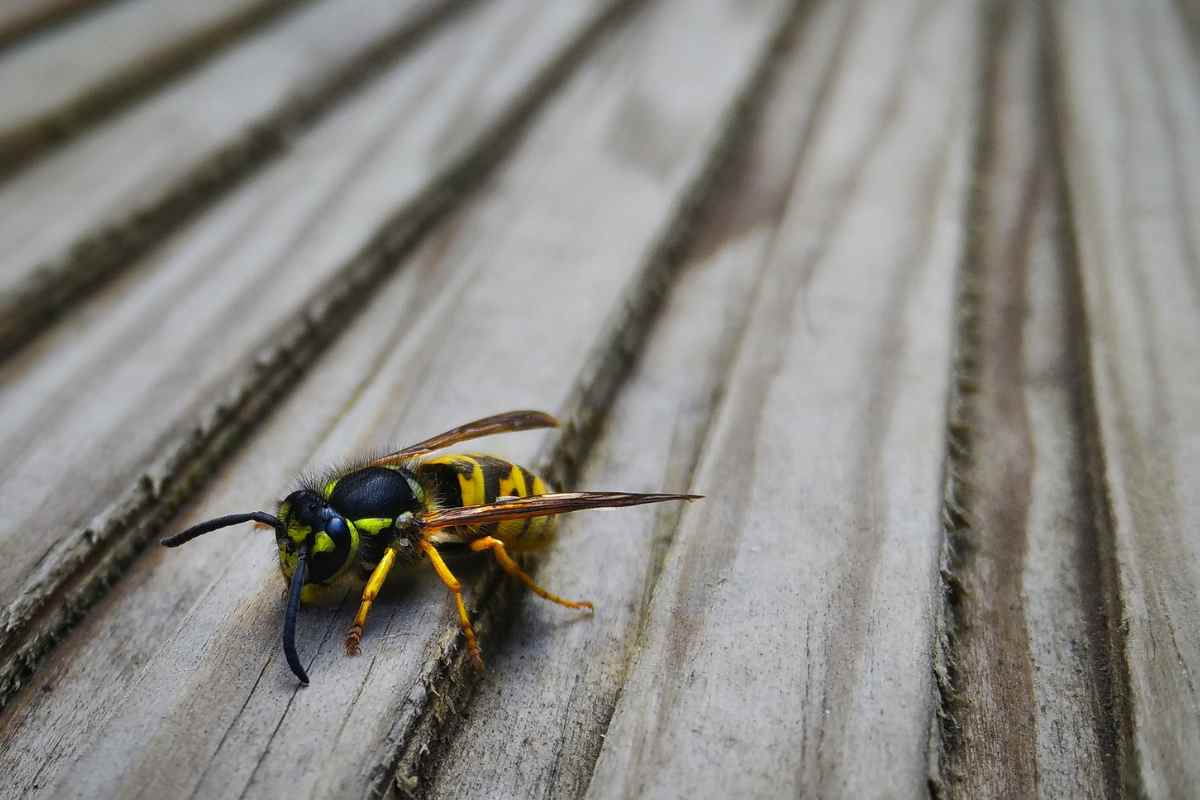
{"left": 417, "top": 491, "right": 702, "bottom": 531}
{"left": 368, "top": 410, "right": 558, "bottom": 466}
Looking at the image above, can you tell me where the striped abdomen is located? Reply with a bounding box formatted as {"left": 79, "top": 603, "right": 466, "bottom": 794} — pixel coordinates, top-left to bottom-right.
{"left": 415, "top": 454, "right": 555, "bottom": 548}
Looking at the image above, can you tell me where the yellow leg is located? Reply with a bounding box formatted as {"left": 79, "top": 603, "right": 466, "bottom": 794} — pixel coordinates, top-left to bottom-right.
{"left": 419, "top": 540, "right": 483, "bottom": 669}
{"left": 346, "top": 546, "right": 397, "bottom": 655}
{"left": 469, "top": 536, "right": 593, "bottom": 612}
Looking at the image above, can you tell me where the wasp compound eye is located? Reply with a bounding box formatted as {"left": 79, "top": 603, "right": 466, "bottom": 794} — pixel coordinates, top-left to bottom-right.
{"left": 307, "top": 514, "right": 354, "bottom": 584}
{"left": 326, "top": 515, "right": 348, "bottom": 538}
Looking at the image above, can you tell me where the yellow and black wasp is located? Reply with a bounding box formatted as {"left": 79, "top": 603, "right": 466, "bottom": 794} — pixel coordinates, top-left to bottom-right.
{"left": 162, "top": 410, "right": 698, "bottom": 684}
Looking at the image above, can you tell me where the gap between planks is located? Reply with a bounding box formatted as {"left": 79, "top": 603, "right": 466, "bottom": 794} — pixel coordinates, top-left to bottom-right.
{"left": 0, "top": 0, "right": 119, "bottom": 51}
{"left": 0, "top": 0, "right": 469, "bottom": 362}
{"left": 0, "top": 0, "right": 317, "bottom": 175}
{"left": 929, "top": 0, "right": 1129, "bottom": 796}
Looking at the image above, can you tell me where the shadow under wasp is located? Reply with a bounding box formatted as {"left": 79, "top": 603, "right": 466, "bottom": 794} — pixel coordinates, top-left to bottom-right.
{"left": 162, "top": 410, "right": 699, "bottom": 684}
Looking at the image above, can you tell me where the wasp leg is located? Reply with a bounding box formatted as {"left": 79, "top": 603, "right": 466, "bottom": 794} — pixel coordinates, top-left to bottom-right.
{"left": 418, "top": 540, "right": 483, "bottom": 669}
{"left": 468, "top": 536, "right": 593, "bottom": 612}
{"left": 346, "top": 545, "right": 398, "bottom": 655}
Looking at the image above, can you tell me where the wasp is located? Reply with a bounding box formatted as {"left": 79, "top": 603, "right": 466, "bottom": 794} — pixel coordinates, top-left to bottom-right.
{"left": 162, "top": 410, "right": 698, "bottom": 684}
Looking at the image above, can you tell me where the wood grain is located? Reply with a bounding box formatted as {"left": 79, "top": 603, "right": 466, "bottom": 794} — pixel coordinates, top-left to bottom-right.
{"left": 0, "top": 0, "right": 311, "bottom": 170}
{"left": 932, "top": 0, "right": 1122, "bottom": 795}
{"left": 1051, "top": 0, "right": 1200, "bottom": 794}
{"left": 1, "top": 0, "right": 1196, "bottom": 795}
{"left": 425, "top": 4, "right": 856, "bottom": 797}
{"left": 0, "top": 0, "right": 114, "bottom": 50}
{"left": 584, "top": 0, "right": 978, "bottom": 795}
{"left": 0, "top": 0, "right": 796, "bottom": 796}
{"left": 0, "top": 0, "right": 460, "bottom": 360}
{"left": 0, "top": 0, "right": 624, "bottom": 709}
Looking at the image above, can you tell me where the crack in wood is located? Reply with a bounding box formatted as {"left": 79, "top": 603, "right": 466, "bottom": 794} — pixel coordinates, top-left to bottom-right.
{"left": 928, "top": 1, "right": 1013, "bottom": 793}
{"left": 184, "top": 655, "right": 273, "bottom": 800}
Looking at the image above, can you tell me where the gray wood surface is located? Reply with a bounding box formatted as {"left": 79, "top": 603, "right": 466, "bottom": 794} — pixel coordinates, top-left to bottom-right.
{"left": 1051, "top": 0, "right": 1200, "bottom": 795}
{"left": 0, "top": 0, "right": 796, "bottom": 795}
{"left": 0, "top": 0, "right": 308, "bottom": 168}
{"left": 0, "top": 0, "right": 620, "bottom": 708}
{"left": 933, "top": 1, "right": 1120, "bottom": 795}
{"left": 1, "top": 0, "right": 1198, "bottom": 796}
{"left": 0, "top": 0, "right": 112, "bottom": 49}
{"left": 427, "top": 3, "right": 854, "bottom": 796}
{"left": 588, "top": 0, "right": 976, "bottom": 794}
{"left": 0, "top": 0, "right": 456, "bottom": 358}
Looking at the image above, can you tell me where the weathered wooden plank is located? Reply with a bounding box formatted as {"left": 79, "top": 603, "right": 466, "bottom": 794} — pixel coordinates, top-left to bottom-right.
{"left": 1051, "top": 0, "right": 1200, "bottom": 795}
{"left": 0, "top": 0, "right": 111, "bottom": 50}
{"left": 932, "top": 0, "right": 1121, "bottom": 795}
{"left": 0, "top": 0, "right": 623, "bottom": 708}
{"left": 0, "top": 0, "right": 310, "bottom": 170}
{"left": 0, "top": 0, "right": 459, "bottom": 359}
{"left": 1176, "top": 0, "right": 1200, "bottom": 60}
{"left": 0, "top": 0, "right": 795, "bottom": 797}
{"left": 580, "top": 0, "right": 977, "bottom": 796}
{"left": 424, "top": 4, "right": 856, "bottom": 797}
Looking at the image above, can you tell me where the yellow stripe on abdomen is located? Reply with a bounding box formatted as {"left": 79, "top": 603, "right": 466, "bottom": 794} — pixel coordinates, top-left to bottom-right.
{"left": 423, "top": 455, "right": 487, "bottom": 507}
{"left": 416, "top": 455, "right": 557, "bottom": 546}
{"left": 496, "top": 463, "right": 530, "bottom": 540}
{"left": 497, "top": 463, "right": 527, "bottom": 500}
{"left": 509, "top": 468, "right": 555, "bottom": 548}
{"left": 458, "top": 457, "right": 486, "bottom": 507}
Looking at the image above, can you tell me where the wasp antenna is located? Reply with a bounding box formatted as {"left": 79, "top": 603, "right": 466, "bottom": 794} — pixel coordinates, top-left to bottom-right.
{"left": 283, "top": 547, "right": 310, "bottom": 685}
{"left": 160, "top": 512, "right": 286, "bottom": 547}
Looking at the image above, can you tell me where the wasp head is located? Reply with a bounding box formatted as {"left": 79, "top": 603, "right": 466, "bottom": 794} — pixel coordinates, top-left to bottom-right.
{"left": 276, "top": 489, "right": 355, "bottom": 585}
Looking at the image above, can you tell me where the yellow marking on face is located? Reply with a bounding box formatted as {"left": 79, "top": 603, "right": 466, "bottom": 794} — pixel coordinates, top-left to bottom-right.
{"left": 312, "top": 532, "right": 335, "bottom": 555}
{"left": 354, "top": 517, "right": 393, "bottom": 535}
{"left": 530, "top": 475, "right": 548, "bottom": 496}
{"left": 288, "top": 523, "right": 311, "bottom": 544}
{"left": 323, "top": 478, "right": 339, "bottom": 499}
{"left": 279, "top": 548, "right": 298, "bottom": 576}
